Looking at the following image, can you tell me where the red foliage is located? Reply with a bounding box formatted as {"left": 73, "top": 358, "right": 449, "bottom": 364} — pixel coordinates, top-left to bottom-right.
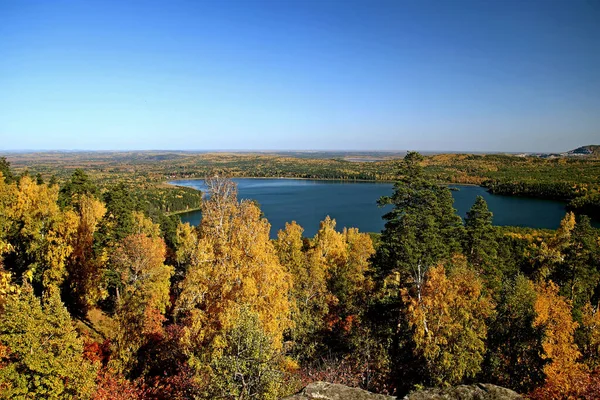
{"left": 529, "top": 368, "right": 600, "bottom": 400}
{"left": 83, "top": 339, "right": 111, "bottom": 365}
{"left": 138, "top": 367, "right": 205, "bottom": 400}
{"left": 93, "top": 369, "right": 143, "bottom": 400}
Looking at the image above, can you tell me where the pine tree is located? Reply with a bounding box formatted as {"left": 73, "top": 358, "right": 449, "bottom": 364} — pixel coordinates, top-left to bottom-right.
{"left": 464, "top": 196, "right": 499, "bottom": 285}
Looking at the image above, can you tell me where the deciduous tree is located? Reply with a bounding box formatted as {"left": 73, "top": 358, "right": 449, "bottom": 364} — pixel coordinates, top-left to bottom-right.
{"left": 532, "top": 280, "right": 587, "bottom": 398}
{"left": 402, "top": 258, "right": 494, "bottom": 386}
{"left": 110, "top": 231, "right": 173, "bottom": 373}
{"left": 176, "top": 177, "right": 291, "bottom": 368}
{"left": 0, "top": 286, "right": 97, "bottom": 399}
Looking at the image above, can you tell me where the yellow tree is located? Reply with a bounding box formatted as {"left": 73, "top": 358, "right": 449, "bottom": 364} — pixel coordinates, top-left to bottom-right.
{"left": 7, "top": 175, "right": 78, "bottom": 294}
{"left": 402, "top": 257, "right": 494, "bottom": 386}
{"left": 313, "top": 218, "right": 375, "bottom": 334}
{"left": 533, "top": 281, "right": 587, "bottom": 397}
{"left": 176, "top": 177, "right": 291, "bottom": 362}
{"left": 110, "top": 230, "right": 173, "bottom": 372}
{"left": 531, "top": 212, "right": 576, "bottom": 279}
{"left": 340, "top": 227, "right": 375, "bottom": 312}
{"left": 275, "top": 221, "right": 329, "bottom": 359}
{"left": 175, "top": 222, "right": 200, "bottom": 271}
{"left": 66, "top": 194, "right": 107, "bottom": 314}
{"left": 0, "top": 285, "right": 98, "bottom": 399}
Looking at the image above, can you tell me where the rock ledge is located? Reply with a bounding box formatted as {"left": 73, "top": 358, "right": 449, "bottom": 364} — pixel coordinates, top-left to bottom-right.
{"left": 282, "top": 382, "right": 522, "bottom": 400}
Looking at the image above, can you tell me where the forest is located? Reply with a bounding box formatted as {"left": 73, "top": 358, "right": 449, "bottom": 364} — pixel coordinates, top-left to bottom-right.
{"left": 4, "top": 150, "right": 600, "bottom": 218}
{"left": 1, "top": 152, "right": 600, "bottom": 399}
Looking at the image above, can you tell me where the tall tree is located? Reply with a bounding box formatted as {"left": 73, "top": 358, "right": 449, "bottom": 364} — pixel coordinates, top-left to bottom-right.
{"left": 176, "top": 177, "right": 291, "bottom": 367}
{"left": 59, "top": 169, "right": 99, "bottom": 208}
{"left": 370, "top": 152, "right": 464, "bottom": 389}
{"left": 275, "top": 221, "right": 329, "bottom": 360}
{"left": 65, "top": 194, "right": 107, "bottom": 315}
{"left": 484, "top": 275, "right": 545, "bottom": 393}
{"left": 532, "top": 281, "right": 588, "bottom": 398}
{"left": 464, "top": 196, "right": 498, "bottom": 273}
{"left": 110, "top": 231, "right": 173, "bottom": 374}
{"left": 554, "top": 215, "right": 600, "bottom": 311}
{"left": 373, "top": 151, "right": 464, "bottom": 294}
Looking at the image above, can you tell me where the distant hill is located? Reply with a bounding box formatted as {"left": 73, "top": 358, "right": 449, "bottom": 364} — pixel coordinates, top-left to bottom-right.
{"left": 528, "top": 145, "right": 600, "bottom": 159}
{"left": 566, "top": 145, "right": 600, "bottom": 157}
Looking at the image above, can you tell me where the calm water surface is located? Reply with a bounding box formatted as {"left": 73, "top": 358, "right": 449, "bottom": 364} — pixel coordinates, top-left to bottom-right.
{"left": 172, "top": 178, "right": 576, "bottom": 238}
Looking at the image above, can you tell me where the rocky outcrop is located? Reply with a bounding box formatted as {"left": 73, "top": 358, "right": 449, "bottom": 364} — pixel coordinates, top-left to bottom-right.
{"left": 404, "top": 383, "right": 522, "bottom": 400}
{"left": 282, "top": 381, "right": 395, "bottom": 399}
{"left": 282, "top": 382, "right": 522, "bottom": 400}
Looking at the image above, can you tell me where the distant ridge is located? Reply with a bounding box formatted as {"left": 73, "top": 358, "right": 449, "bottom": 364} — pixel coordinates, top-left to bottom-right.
{"left": 566, "top": 145, "right": 600, "bottom": 157}
{"left": 518, "top": 145, "right": 600, "bottom": 159}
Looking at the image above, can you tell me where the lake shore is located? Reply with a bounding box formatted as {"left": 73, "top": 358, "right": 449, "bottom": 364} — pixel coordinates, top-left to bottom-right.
{"left": 166, "top": 176, "right": 482, "bottom": 187}
{"left": 167, "top": 206, "right": 202, "bottom": 216}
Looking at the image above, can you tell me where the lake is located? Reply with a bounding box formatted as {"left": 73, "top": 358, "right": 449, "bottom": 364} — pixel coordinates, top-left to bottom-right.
{"left": 171, "top": 178, "right": 575, "bottom": 238}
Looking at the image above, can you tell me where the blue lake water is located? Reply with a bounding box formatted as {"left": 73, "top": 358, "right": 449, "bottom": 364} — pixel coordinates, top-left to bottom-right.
{"left": 171, "top": 178, "right": 576, "bottom": 238}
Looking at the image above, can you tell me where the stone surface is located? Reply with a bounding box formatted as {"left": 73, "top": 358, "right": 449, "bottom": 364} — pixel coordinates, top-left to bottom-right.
{"left": 282, "top": 381, "right": 396, "bottom": 399}
{"left": 403, "top": 383, "right": 522, "bottom": 400}
{"left": 282, "top": 382, "right": 522, "bottom": 400}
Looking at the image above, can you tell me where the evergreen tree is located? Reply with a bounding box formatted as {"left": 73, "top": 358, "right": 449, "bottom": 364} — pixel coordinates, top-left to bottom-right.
{"left": 464, "top": 196, "right": 499, "bottom": 285}
{"left": 59, "top": 169, "right": 99, "bottom": 208}
{"left": 373, "top": 152, "right": 464, "bottom": 285}
{"left": 99, "top": 183, "right": 137, "bottom": 244}
{"left": 554, "top": 215, "right": 600, "bottom": 311}
{"left": 484, "top": 275, "right": 545, "bottom": 393}
{"left": 0, "top": 157, "right": 14, "bottom": 184}
{"left": 370, "top": 152, "right": 464, "bottom": 391}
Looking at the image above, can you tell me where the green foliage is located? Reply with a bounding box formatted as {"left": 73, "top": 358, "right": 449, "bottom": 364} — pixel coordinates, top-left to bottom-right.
{"left": 374, "top": 152, "right": 464, "bottom": 282}
{"left": 100, "top": 183, "right": 137, "bottom": 244}
{"left": 484, "top": 275, "right": 545, "bottom": 393}
{"left": 58, "top": 169, "right": 99, "bottom": 208}
{"left": 464, "top": 196, "right": 500, "bottom": 286}
{"left": 552, "top": 215, "right": 600, "bottom": 311}
{"left": 207, "top": 306, "right": 290, "bottom": 400}
{"left": 0, "top": 287, "right": 97, "bottom": 399}
{"left": 0, "top": 157, "right": 14, "bottom": 183}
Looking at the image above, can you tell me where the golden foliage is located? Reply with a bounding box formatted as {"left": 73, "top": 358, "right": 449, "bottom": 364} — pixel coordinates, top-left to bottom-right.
{"left": 402, "top": 258, "right": 494, "bottom": 386}
{"left": 67, "top": 195, "right": 107, "bottom": 308}
{"left": 533, "top": 280, "right": 587, "bottom": 397}
{"left": 131, "top": 211, "right": 161, "bottom": 238}
{"left": 176, "top": 178, "right": 292, "bottom": 357}
{"left": 111, "top": 233, "right": 173, "bottom": 370}
{"left": 8, "top": 176, "right": 79, "bottom": 293}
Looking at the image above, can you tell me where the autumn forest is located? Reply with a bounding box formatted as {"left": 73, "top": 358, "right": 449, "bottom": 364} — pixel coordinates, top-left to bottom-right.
{"left": 1, "top": 152, "right": 600, "bottom": 399}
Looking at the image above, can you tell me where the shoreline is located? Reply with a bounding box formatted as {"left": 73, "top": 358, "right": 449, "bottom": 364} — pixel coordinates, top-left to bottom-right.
{"left": 165, "top": 176, "right": 482, "bottom": 186}
{"left": 167, "top": 206, "right": 202, "bottom": 216}
{"left": 166, "top": 176, "right": 397, "bottom": 184}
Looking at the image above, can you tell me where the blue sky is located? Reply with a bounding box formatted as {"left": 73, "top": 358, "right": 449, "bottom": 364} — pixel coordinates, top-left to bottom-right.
{"left": 1, "top": 0, "right": 598, "bottom": 152}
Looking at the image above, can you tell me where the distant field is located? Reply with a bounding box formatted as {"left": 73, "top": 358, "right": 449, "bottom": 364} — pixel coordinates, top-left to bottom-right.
{"left": 2, "top": 150, "right": 598, "bottom": 187}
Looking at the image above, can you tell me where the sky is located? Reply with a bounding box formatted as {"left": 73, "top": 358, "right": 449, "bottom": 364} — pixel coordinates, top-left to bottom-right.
{"left": 0, "top": 0, "right": 599, "bottom": 152}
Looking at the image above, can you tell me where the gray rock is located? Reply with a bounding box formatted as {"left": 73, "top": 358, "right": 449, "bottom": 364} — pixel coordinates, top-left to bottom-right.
{"left": 282, "top": 381, "right": 396, "bottom": 399}
{"left": 403, "top": 383, "right": 522, "bottom": 400}
{"left": 282, "top": 382, "right": 522, "bottom": 400}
